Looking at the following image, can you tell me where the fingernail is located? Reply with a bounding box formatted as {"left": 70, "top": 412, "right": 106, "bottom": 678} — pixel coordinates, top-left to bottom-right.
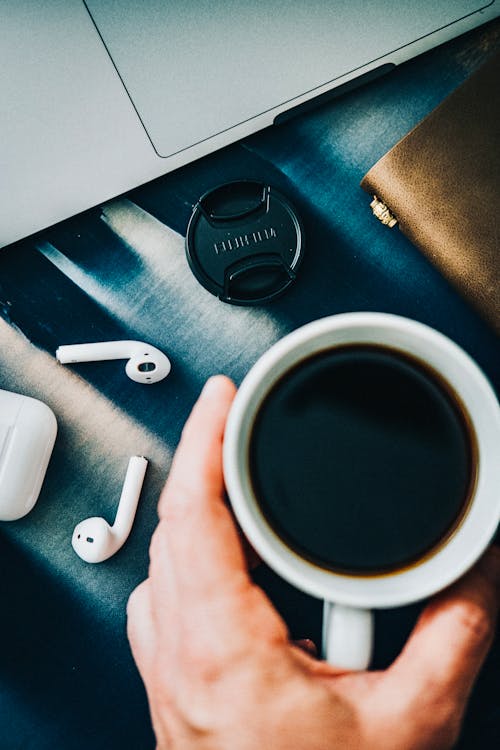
{"left": 480, "top": 545, "right": 500, "bottom": 591}
{"left": 293, "top": 638, "right": 318, "bottom": 657}
{"left": 201, "top": 376, "right": 222, "bottom": 398}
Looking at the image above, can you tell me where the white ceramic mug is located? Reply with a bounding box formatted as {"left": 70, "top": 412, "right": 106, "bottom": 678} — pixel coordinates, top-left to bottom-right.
{"left": 223, "top": 313, "right": 500, "bottom": 670}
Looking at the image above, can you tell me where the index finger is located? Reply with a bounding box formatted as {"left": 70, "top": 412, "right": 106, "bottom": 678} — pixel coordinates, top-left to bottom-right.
{"left": 388, "top": 546, "right": 500, "bottom": 720}
{"left": 154, "top": 375, "right": 249, "bottom": 596}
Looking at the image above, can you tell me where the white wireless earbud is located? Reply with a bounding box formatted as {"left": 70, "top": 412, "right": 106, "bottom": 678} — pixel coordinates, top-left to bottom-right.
{"left": 72, "top": 455, "right": 148, "bottom": 563}
{"left": 56, "top": 340, "right": 171, "bottom": 384}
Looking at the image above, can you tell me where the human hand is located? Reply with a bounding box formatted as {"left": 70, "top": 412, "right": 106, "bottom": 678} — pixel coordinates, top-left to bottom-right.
{"left": 127, "top": 376, "right": 500, "bottom": 750}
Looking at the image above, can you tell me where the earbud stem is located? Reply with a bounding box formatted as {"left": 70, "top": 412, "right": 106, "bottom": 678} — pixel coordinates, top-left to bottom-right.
{"left": 56, "top": 340, "right": 140, "bottom": 364}
{"left": 112, "top": 456, "right": 148, "bottom": 538}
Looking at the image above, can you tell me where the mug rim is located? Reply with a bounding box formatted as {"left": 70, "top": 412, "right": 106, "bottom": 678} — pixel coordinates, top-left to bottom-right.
{"left": 223, "top": 313, "right": 500, "bottom": 609}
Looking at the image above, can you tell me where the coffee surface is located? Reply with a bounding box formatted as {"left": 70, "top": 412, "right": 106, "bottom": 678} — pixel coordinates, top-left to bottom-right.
{"left": 249, "top": 345, "right": 473, "bottom": 575}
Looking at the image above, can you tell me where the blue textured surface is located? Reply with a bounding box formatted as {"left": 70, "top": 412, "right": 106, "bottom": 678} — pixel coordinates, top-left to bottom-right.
{"left": 0, "top": 20, "right": 498, "bottom": 750}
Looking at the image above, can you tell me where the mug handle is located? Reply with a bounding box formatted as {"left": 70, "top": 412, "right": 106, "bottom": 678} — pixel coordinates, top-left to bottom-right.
{"left": 322, "top": 601, "right": 374, "bottom": 670}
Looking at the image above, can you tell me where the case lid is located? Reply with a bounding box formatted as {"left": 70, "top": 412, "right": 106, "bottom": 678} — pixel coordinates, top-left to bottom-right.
{"left": 185, "top": 180, "right": 304, "bottom": 305}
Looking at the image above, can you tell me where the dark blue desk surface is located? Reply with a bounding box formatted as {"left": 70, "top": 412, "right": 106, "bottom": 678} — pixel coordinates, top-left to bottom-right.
{"left": 0, "top": 20, "right": 499, "bottom": 750}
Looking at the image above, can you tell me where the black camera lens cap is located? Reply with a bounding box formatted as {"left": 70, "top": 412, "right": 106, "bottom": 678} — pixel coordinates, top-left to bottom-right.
{"left": 185, "top": 180, "right": 304, "bottom": 305}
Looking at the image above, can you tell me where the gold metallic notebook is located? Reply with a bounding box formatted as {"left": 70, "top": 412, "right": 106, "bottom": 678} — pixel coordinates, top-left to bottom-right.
{"left": 361, "top": 53, "right": 500, "bottom": 334}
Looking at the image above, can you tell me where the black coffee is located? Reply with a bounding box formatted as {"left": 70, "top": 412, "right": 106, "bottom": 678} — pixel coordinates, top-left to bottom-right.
{"left": 249, "top": 345, "right": 474, "bottom": 575}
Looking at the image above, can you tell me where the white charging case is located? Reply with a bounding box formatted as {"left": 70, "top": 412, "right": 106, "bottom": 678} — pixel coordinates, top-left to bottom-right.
{"left": 0, "top": 389, "right": 57, "bottom": 521}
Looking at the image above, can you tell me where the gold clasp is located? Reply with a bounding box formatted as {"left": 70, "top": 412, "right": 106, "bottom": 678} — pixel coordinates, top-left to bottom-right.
{"left": 369, "top": 196, "right": 398, "bottom": 228}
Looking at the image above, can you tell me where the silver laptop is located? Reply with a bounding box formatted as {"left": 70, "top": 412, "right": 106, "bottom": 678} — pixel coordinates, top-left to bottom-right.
{"left": 1, "top": 1, "right": 497, "bottom": 249}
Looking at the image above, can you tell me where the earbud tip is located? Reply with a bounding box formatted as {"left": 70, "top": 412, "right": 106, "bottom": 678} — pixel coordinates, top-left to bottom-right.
{"left": 72, "top": 518, "right": 113, "bottom": 564}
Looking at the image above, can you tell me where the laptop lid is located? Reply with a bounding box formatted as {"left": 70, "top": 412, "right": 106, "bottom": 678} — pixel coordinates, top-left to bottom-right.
{"left": 1, "top": 0, "right": 496, "bottom": 248}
